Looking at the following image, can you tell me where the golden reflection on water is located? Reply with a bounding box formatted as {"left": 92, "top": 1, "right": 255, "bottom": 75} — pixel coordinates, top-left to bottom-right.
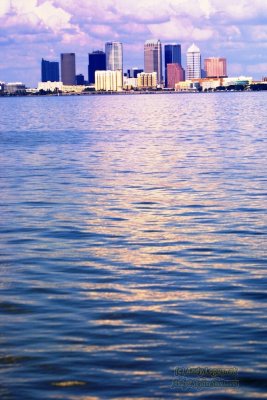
{"left": 81, "top": 283, "right": 211, "bottom": 303}
{"left": 69, "top": 398, "right": 154, "bottom": 400}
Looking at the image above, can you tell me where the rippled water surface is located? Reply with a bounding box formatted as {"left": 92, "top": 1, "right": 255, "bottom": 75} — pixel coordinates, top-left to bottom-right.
{"left": 0, "top": 93, "right": 266, "bottom": 399}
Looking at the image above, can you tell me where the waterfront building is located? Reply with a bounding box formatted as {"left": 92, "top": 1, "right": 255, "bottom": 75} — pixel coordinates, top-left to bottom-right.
{"left": 76, "top": 74, "right": 85, "bottom": 85}
{"left": 201, "top": 78, "right": 222, "bottom": 91}
{"left": 167, "top": 63, "right": 185, "bottom": 88}
{"left": 95, "top": 70, "right": 123, "bottom": 91}
{"left": 222, "top": 76, "right": 252, "bottom": 86}
{"left": 123, "top": 77, "right": 138, "bottom": 90}
{"left": 41, "top": 59, "right": 59, "bottom": 82}
{"left": 105, "top": 42, "right": 123, "bottom": 71}
{"left": 88, "top": 51, "right": 106, "bottom": 84}
{"left": 144, "top": 39, "right": 162, "bottom": 85}
{"left": 164, "top": 44, "right": 181, "bottom": 86}
{"left": 60, "top": 53, "right": 76, "bottom": 85}
{"left": 175, "top": 80, "right": 200, "bottom": 92}
{"left": 37, "top": 81, "right": 89, "bottom": 93}
{"left": 4, "top": 82, "right": 26, "bottom": 94}
{"left": 186, "top": 44, "right": 201, "bottom": 80}
{"left": 127, "top": 68, "right": 143, "bottom": 78}
{"left": 61, "top": 85, "right": 86, "bottom": 93}
{"left": 204, "top": 57, "right": 227, "bottom": 78}
{"left": 38, "top": 81, "right": 63, "bottom": 92}
{"left": 137, "top": 72, "right": 157, "bottom": 89}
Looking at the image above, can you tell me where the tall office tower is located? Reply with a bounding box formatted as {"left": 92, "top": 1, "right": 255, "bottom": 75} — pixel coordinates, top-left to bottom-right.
{"left": 164, "top": 44, "right": 181, "bottom": 86}
{"left": 41, "top": 59, "right": 59, "bottom": 82}
{"left": 88, "top": 51, "right": 106, "bottom": 84}
{"left": 186, "top": 43, "right": 201, "bottom": 80}
{"left": 204, "top": 57, "right": 227, "bottom": 78}
{"left": 167, "top": 63, "right": 185, "bottom": 88}
{"left": 60, "top": 53, "right": 76, "bottom": 85}
{"left": 144, "top": 39, "right": 163, "bottom": 85}
{"left": 105, "top": 42, "right": 123, "bottom": 71}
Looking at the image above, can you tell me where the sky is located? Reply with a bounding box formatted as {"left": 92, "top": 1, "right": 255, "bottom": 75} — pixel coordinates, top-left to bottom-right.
{"left": 0, "top": 0, "right": 267, "bottom": 87}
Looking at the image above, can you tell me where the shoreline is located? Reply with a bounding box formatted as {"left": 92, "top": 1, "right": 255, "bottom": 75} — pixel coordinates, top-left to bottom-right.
{"left": 1, "top": 89, "right": 266, "bottom": 98}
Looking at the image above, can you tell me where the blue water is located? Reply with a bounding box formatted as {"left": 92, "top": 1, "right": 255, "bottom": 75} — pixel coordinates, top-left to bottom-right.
{"left": 0, "top": 92, "right": 266, "bottom": 399}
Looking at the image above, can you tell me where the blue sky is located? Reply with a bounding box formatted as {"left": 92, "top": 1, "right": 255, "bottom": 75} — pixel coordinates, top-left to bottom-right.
{"left": 0, "top": 0, "right": 267, "bottom": 86}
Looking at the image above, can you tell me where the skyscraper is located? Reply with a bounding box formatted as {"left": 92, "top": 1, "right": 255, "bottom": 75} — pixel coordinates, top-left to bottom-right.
{"left": 204, "top": 57, "right": 227, "bottom": 78}
{"left": 41, "top": 59, "right": 59, "bottom": 82}
{"left": 88, "top": 51, "right": 106, "bottom": 84}
{"left": 105, "top": 42, "right": 123, "bottom": 71}
{"left": 164, "top": 44, "right": 181, "bottom": 86}
{"left": 186, "top": 44, "right": 201, "bottom": 80}
{"left": 144, "top": 39, "right": 162, "bottom": 85}
{"left": 60, "top": 53, "right": 76, "bottom": 85}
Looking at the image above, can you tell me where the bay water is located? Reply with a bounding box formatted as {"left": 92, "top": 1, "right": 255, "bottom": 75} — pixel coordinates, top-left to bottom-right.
{"left": 0, "top": 92, "right": 266, "bottom": 399}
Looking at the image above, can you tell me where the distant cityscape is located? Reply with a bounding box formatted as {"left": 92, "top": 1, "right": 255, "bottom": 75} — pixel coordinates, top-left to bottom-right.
{"left": 1, "top": 40, "right": 267, "bottom": 95}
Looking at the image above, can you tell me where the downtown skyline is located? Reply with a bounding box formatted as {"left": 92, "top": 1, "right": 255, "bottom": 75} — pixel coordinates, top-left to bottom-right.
{"left": 0, "top": 0, "right": 267, "bottom": 86}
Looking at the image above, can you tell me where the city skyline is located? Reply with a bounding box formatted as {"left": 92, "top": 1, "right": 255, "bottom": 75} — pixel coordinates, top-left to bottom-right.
{"left": 0, "top": 0, "right": 266, "bottom": 86}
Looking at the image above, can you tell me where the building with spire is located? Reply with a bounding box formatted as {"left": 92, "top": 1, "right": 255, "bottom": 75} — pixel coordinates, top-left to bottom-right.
{"left": 186, "top": 44, "right": 201, "bottom": 80}
{"left": 144, "top": 39, "right": 162, "bottom": 85}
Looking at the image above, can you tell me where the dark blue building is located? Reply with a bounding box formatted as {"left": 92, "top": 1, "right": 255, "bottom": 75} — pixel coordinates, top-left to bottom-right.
{"left": 76, "top": 74, "right": 85, "bottom": 85}
{"left": 41, "top": 58, "right": 59, "bottom": 82}
{"left": 164, "top": 44, "right": 181, "bottom": 86}
{"left": 127, "top": 68, "right": 143, "bottom": 78}
{"left": 88, "top": 51, "right": 106, "bottom": 84}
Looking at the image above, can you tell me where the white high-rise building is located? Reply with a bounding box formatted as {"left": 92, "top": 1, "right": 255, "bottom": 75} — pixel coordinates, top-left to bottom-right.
{"left": 95, "top": 70, "right": 123, "bottom": 91}
{"left": 186, "top": 43, "right": 201, "bottom": 80}
{"left": 144, "top": 39, "right": 162, "bottom": 85}
{"left": 105, "top": 42, "right": 123, "bottom": 71}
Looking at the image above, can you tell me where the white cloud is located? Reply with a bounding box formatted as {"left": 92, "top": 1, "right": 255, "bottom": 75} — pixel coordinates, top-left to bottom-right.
{"left": 211, "top": 0, "right": 267, "bottom": 21}
{"left": 2, "top": 0, "right": 267, "bottom": 45}
{"left": 2, "top": 0, "right": 73, "bottom": 34}
{"left": 11, "top": 0, "right": 38, "bottom": 14}
{"left": 35, "top": 1, "right": 72, "bottom": 31}
{"left": 0, "top": 0, "right": 10, "bottom": 17}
